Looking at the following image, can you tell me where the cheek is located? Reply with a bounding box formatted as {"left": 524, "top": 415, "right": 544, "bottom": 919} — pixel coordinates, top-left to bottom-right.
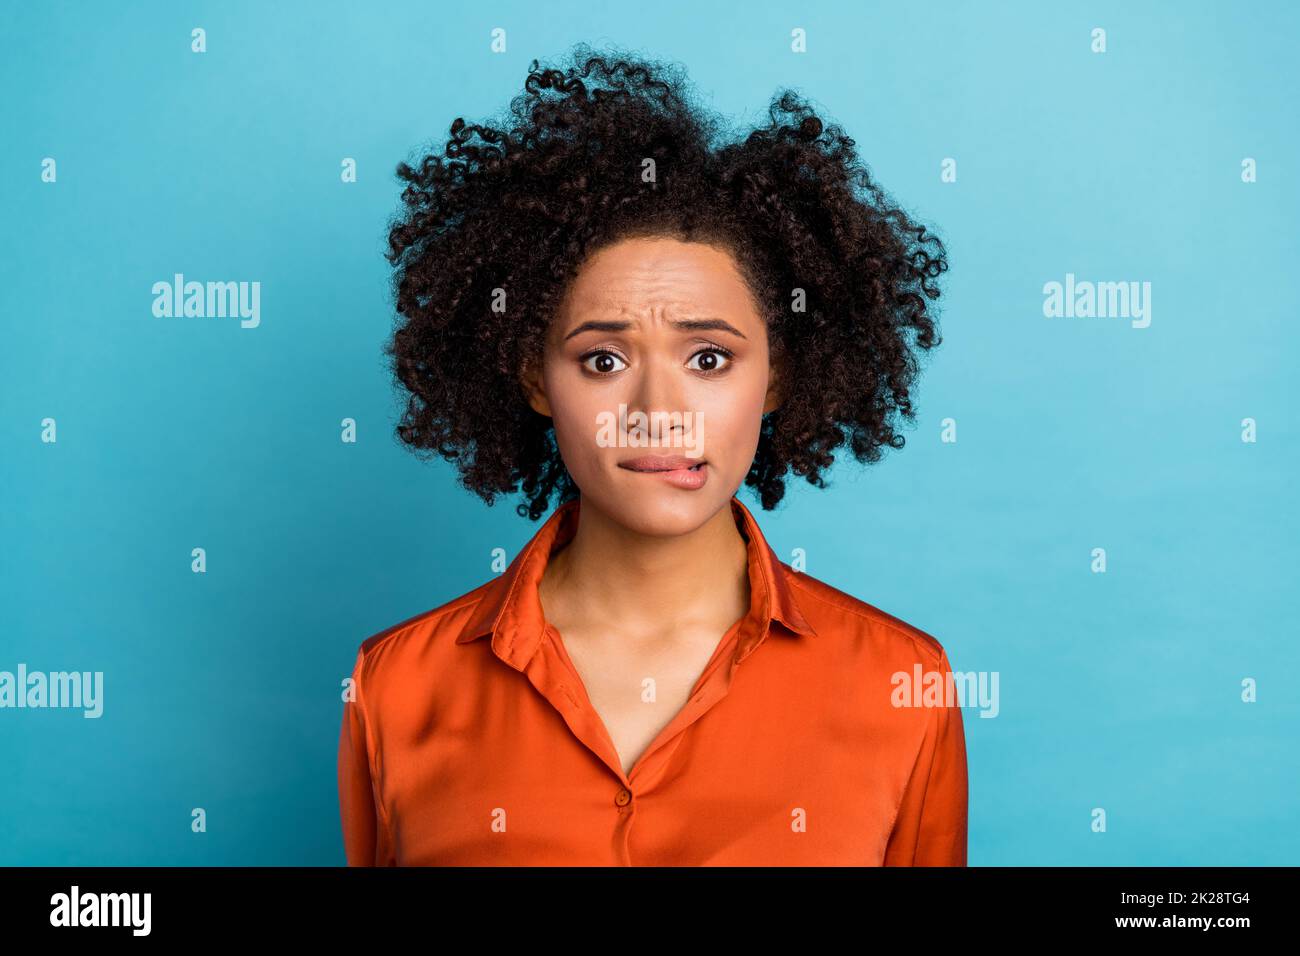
{"left": 543, "top": 364, "right": 604, "bottom": 469}
{"left": 703, "top": 365, "right": 770, "bottom": 441}
{"left": 553, "top": 408, "right": 595, "bottom": 466}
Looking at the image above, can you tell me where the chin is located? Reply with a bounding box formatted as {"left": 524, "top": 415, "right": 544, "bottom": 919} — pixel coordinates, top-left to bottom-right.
{"left": 588, "top": 475, "right": 733, "bottom": 538}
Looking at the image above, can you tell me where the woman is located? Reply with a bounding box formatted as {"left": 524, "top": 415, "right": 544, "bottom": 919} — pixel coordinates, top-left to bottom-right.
{"left": 338, "top": 45, "right": 967, "bottom": 866}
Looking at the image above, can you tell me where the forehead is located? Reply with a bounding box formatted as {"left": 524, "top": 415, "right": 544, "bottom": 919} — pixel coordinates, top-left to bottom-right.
{"left": 559, "top": 236, "right": 756, "bottom": 320}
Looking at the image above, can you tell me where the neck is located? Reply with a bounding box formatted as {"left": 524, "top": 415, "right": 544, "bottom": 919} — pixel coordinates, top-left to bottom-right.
{"left": 539, "top": 495, "right": 751, "bottom": 642}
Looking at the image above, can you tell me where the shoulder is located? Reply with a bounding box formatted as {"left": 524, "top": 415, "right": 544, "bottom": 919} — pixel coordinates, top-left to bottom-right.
{"left": 349, "top": 578, "right": 494, "bottom": 682}
{"left": 781, "top": 564, "right": 949, "bottom": 669}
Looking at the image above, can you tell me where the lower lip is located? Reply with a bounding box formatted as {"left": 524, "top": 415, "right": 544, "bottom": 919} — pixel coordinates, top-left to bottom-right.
{"left": 623, "top": 462, "right": 708, "bottom": 490}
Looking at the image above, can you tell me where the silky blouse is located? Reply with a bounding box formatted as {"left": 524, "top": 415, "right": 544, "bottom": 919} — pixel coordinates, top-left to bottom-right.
{"left": 338, "top": 495, "right": 968, "bottom": 865}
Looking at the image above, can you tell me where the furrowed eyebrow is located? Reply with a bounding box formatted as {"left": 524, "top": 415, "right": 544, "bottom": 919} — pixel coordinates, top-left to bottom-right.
{"left": 563, "top": 318, "right": 747, "bottom": 342}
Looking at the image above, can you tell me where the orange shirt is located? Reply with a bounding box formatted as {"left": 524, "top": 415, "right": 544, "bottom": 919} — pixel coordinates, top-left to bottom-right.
{"left": 338, "top": 494, "right": 968, "bottom": 865}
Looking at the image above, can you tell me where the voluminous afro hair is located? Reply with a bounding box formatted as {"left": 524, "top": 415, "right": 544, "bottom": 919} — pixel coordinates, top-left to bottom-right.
{"left": 384, "top": 43, "right": 948, "bottom": 520}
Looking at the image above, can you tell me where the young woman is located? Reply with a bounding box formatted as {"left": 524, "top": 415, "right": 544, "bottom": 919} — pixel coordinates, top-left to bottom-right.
{"left": 338, "top": 45, "right": 967, "bottom": 866}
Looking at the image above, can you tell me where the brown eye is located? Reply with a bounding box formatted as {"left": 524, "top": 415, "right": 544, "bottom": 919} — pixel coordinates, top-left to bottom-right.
{"left": 687, "top": 347, "right": 733, "bottom": 373}
{"left": 581, "top": 350, "right": 628, "bottom": 375}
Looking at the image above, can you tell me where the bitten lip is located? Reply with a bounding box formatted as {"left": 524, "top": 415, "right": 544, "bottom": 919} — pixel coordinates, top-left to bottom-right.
{"left": 617, "top": 454, "right": 706, "bottom": 472}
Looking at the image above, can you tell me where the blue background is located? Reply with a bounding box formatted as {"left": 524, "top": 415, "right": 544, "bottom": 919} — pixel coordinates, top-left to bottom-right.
{"left": 1, "top": 0, "right": 1296, "bottom": 865}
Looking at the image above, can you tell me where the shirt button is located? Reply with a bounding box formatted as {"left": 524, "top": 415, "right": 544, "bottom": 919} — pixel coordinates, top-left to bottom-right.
{"left": 614, "top": 787, "right": 632, "bottom": 807}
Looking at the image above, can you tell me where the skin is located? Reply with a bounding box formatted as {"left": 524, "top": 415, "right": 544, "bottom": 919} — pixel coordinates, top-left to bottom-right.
{"left": 519, "top": 235, "right": 783, "bottom": 777}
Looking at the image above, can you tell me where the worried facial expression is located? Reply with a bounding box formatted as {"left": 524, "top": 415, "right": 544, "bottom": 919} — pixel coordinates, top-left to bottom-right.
{"left": 521, "top": 235, "right": 781, "bottom": 536}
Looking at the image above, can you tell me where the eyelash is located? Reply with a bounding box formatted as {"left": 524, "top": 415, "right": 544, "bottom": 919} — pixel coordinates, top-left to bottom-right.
{"left": 579, "top": 344, "right": 736, "bottom": 377}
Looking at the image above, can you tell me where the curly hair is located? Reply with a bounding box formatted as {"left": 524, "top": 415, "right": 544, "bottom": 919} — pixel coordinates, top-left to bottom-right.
{"left": 383, "top": 43, "right": 947, "bottom": 520}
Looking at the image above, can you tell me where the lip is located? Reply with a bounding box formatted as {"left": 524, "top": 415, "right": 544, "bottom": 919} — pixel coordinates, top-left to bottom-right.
{"left": 617, "top": 454, "right": 705, "bottom": 472}
{"left": 617, "top": 455, "right": 708, "bottom": 490}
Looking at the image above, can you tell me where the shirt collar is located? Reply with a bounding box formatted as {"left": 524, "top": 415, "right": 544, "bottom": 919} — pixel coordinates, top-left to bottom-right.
{"left": 455, "top": 494, "right": 817, "bottom": 671}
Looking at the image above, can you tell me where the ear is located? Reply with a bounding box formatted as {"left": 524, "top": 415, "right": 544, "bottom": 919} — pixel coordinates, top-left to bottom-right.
{"left": 762, "top": 355, "right": 783, "bottom": 414}
{"left": 519, "top": 357, "right": 552, "bottom": 417}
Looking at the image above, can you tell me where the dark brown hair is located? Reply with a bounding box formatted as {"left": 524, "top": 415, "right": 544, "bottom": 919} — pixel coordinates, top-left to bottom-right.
{"left": 384, "top": 43, "right": 948, "bottom": 519}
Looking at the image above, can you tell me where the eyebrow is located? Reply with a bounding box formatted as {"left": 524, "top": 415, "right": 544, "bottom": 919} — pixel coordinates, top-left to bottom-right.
{"left": 563, "top": 317, "right": 748, "bottom": 342}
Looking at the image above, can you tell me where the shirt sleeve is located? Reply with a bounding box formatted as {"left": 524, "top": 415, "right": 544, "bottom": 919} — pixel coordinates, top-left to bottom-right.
{"left": 883, "top": 647, "right": 969, "bottom": 866}
{"left": 337, "top": 647, "right": 389, "bottom": 866}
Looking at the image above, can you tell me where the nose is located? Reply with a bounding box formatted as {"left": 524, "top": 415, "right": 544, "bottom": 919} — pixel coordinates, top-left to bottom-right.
{"left": 622, "top": 352, "right": 688, "bottom": 447}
